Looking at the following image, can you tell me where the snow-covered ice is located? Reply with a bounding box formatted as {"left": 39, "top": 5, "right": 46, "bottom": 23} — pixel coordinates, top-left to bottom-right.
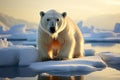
{"left": 30, "top": 56, "right": 106, "bottom": 76}
{"left": 0, "top": 40, "right": 120, "bottom": 76}
{"left": 0, "top": 45, "right": 38, "bottom": 66}
{"left": 99, "top": 52, "right": 120, "bottom": 70}
{"left": 17, "top": 45, "right": 38, "bottom": 66}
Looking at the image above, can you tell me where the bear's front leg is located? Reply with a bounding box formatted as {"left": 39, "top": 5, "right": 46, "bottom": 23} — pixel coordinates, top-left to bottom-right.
{"left": 55, "top": 38, "right": 75, "bottom": 60}
{"left": 38, "top": 45, "right": 51, "bottom": 61}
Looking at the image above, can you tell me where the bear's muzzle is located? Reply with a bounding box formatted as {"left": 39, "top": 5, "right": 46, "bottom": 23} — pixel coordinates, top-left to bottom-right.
{"left": 50, "top": 27, "right": 56, "bottom": 33}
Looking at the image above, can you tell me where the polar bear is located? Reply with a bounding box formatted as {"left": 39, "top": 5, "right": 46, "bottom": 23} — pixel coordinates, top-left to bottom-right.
{"left": 37, "top": 10, "right": 84, "bottom": 61}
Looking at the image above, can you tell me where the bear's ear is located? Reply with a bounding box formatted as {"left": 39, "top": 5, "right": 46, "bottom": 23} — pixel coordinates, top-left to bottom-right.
{"left": 40, "top": 11, "right": 45, "bottom": 17}
{"left": 62, "top": 12, "right": 67, "bottom": 18}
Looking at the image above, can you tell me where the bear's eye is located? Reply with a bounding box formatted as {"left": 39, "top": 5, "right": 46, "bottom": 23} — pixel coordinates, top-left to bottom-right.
{"left": 56, "top": 18, "right": 60, "bottom": 22}
{"left": 46, "top": 18, "right": 50, "bottom": 21}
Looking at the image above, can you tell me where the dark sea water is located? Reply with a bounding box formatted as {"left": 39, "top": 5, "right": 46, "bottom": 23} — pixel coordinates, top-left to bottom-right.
{"left": 0, "top": 42, "right": 120, "bottom": 80}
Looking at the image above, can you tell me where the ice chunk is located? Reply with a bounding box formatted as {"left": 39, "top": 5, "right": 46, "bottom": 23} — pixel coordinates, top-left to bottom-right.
{"left": 0, "top": 45, "right": 38, "bottom": 66}
{"left": 18, "top": 46, "right": 38, "bottom": 66}
{"left": 99, "top": 52, "right": 120, "bottom": 70}
{"left": 0, "top": 47, "right": 19, "bottom": 66}
{"left": 30, "top": 56, "right": 106, "bottom": 76}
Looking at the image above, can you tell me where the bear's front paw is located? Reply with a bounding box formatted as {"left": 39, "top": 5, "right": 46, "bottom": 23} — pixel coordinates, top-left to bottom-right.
{"left": 42, "top": 58, "right": 53, "bottom": 61}
{"left": 53, "top": 57, "right": 68, "bottom": 61}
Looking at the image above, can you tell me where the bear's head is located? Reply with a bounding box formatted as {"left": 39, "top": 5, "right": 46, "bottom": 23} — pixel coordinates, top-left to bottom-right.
{"left": 39, "top": 10, "right": 67, "bottom": 38}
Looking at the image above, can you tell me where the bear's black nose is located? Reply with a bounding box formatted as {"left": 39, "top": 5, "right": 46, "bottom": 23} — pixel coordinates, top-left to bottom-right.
{"left": 50, "top": 27, "right": 56, "bottom": 33}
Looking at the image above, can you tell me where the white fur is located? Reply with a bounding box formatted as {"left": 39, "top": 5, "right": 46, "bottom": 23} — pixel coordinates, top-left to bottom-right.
{"left": 39, "top": 20, "right": 67, "bottom": 39}
{"left": 37, "top": 10, "right": 84, "bottom": 61}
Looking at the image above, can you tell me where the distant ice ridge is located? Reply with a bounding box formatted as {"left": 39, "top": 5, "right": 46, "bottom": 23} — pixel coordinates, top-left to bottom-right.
{"left": 1, "top": 22, "right": 120, "bottom": 42}
{"left": 0, "top": 24, "right": 37, "bottom": 41}
{"left": 84, "top": 31, "right": 120, "bottom": 42}
{"left": 91, "top": 31, "right": 116, "bottom": 38}
{"left": 77, "top": 21, "right": 120, "bottom": 42}
{"left": 0, "top": 24, "right": 26, "bottom": 34}
{"left": 7, "top": 24, "right": 26, "bottom": 34}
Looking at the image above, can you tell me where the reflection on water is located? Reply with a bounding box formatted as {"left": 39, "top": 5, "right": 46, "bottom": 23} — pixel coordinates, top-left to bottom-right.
{"left": 0, "top": 66, "right": 85, "bottom": 80}
{"left": 38, "top": 75, "right": 84, "bottom": 80}
{"left": 0, "top": 66, "right": 37, "bottom": 78}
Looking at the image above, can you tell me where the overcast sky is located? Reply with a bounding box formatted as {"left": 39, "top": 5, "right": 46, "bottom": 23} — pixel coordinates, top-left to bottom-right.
{"left": 0, "top": 0, "right": 120, "bottom": 29}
